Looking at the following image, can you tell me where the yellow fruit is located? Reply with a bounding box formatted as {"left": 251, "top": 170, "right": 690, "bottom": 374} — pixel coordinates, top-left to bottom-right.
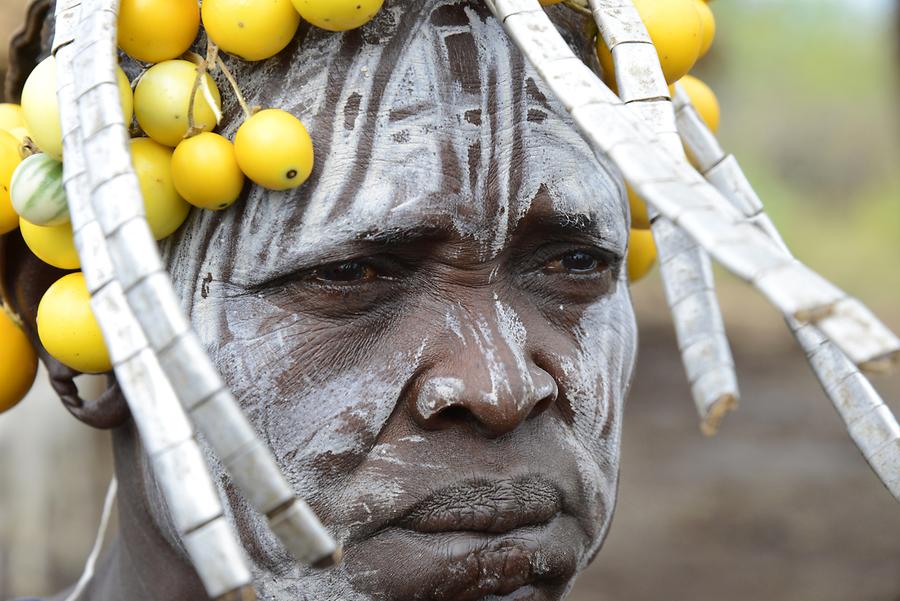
{"left": 116, "top": 66, "right": 135, "bottom": 127}
{"left": 292, "top": 0, "right": 383, "bottom": 31}
{"left": 596, "top": 0, "right": 702, "bottom": 86}
{"left": 234, "top": 109, "right": 314, "bottom": 191}
{"left": 627, "top": 228, "right": 657, "bottom": 282}
{"left": 37, "top": 272, "right": 111, "bottom": 374}
{"left": 202, "top": 0, "right": 300, "bottom": 61}
{"left": 0, "top": 103, "right": 25, "bottom": 132}
{"left": 20, "top": 218, "right": 80, "bottom": 270}
{"left": 695, "top": 0, "right": 715, "bottom": 58}
{"left": 134, "top": 60, "right": 221, "bottom": 147}
{"left": 627, "top": 184, "right": 650, "bottom": 229}
{"left": 118, "top": 0, "right": 200, "bottom": 63}
{"left": 0, "top": 304, "right": 38, "bottom": 413}
{"left": 678, "top": 74, "right": 720, "bottom": 133}
{"left": 172, "top": 133, "right": 245, "bottom": 210}
{"left": 130, "top": 137, "right": 191, "bottom": 239}
{"left": 22, "top": 58, "right": 133, "bottom": 159}
{"left": 21, "top": 57, "right": 62, "bottom": 159}
{"left": 0, "top": 130, "right": 23, "bottom": 234}
{"left": 595, "top": 37, "right": 617, "bottom": 92}
{"left": 539, "top": 0, "right": 564, "bottom": 4}
{"left": 6, "top": 126, "right": 32, "bottom": 152}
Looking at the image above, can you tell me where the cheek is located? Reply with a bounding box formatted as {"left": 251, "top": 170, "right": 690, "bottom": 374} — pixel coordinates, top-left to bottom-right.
{"left": 192, "top": 292, "right": 420, "bottom": 497}
{"left": 554, "top": 287, "right": 637, "bottom": 500}
{"left": 561, "top": 289, "right": 637, "bottom": 449}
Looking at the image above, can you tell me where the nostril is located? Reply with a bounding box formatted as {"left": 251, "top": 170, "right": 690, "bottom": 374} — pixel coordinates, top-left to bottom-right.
{"left": 528, "top": 394, "right": 554, "bottom": 419}
{"left": 438, "top": 405, "right": 470, "bottom": 421}
{"left": 419, "top": 404, "right": 477, "bottom": 431}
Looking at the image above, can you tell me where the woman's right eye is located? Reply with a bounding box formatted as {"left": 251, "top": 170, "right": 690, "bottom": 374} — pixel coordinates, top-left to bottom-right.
{"left": 312, "top": 260, "right": 380, "bottom": 285}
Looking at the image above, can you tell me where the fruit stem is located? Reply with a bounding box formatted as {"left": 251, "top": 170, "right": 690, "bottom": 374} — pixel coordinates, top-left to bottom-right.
{"left": 185, "top": 59, "right": 206, "bottom": 139}
{"left": 18, "top": 136, "right": 40, "bottom": 159}
{"left": 561, "top": 0, "right": 592, "bottom": 16}
{"left": 1, "top": 302, "right": 26, "bottom": 330}
{"left": 184, "top": 43, "right": 223, "bottom": 139}
{"left": 215, "top": 55, "right": 253, "bottom": 121}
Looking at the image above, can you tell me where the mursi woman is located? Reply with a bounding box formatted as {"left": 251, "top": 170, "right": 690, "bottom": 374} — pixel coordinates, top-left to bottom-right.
{"left": 4, "top": 1, "right": 637, "bottom": 599}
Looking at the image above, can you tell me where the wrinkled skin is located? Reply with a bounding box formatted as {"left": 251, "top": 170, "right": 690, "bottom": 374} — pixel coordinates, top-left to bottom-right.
{"left": 5, "top": 1, "right": 637, "bottom": 599}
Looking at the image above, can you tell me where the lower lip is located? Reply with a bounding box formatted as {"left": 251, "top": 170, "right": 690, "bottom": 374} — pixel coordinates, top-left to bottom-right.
{"left": 347, "top": 515, "right": 583, "bottom": 601}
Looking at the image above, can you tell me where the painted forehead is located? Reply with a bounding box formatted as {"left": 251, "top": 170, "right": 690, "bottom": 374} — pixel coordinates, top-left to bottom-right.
{"left": 168, "top": 0, "right": 625, "bottom": 283}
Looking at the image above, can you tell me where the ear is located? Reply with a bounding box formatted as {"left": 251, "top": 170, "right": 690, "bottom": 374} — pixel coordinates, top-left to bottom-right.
{"left": 1, "top": 231, "right": 129, "bottom": 429}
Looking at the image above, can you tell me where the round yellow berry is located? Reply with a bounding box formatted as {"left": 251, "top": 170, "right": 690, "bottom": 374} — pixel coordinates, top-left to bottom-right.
{"left": 234, "top": 109, "right": 314, "bottom": 191}
{"left": 172, "top": 133, "right": 245, "bottom": 210}
{"left": 678, "top": 74, "right": 720, "bottom": 133}
{"left": 21, "top": 57, "right": 63, "bottom": 159}
{"left": 118, "top": 0, "right": 200, "bottom": 63}
{"left": 134, "top": 60, "right": 221, "bottom": 147}
{"left": 22, "top": 58, "right": 132, "bottom": 159}
{"left": 596, "top": 0, "right": 702, "bottom": 86}
{"left": 38, "top": 272, "right": 112, "bottom": 374}
{"left": 202, "top": 0, "right": 300, "bottom": 61}
{"left": 19, "top": 217, "right": 80, "bottom": 270}
{"left": 695, "top": 0, "right": 715, "bottom": 59}
{"left": 116, "top": 66, "right": 135, "bottom": 127}
{"left": 627, "top": 228, "right": 657, "bottom": 282}
{"left": 0, "top": 304, "right": 38, "bottom": 414}
{"left": 291, "top": 0, "right": 384, "bottom": 32}
{"left": 0, "top": 129, "right": 23, "bottom": 234}
{"left": 0, "top": 103, "right": 25, "bottom": 132}
{"left": 627, "top": 184, "right": 650, "bottom": 229}
{"left": 130, "top": 137, "right": 192, "bottom": 239}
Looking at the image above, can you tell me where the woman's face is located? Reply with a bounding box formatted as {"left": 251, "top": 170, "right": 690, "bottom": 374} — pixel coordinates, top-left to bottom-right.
{"left": 156, "top": 3, "right": 638, "bottom": 599}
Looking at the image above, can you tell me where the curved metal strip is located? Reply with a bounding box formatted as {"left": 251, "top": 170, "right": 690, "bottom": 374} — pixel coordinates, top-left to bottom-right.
{"left": 673, "top": 82, "right": 900, "bottom": 501}
{"left": 64, "top": 0, "right": 340, "bottom": 569}
{"left": 54, "top": 7, "right": 255, "bottom": 597}
{"left": 672, "top": 86, "right": 900, "bottom": 371}
{"left": 487, "top": 0, "right": 899, "bottom": 366}
{"left": 592, "top": 0, "right": 739, "bottom": 434}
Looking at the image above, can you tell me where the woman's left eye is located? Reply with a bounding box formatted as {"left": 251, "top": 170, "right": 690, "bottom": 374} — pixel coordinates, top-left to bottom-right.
{"left": 313, "top": 261, "right": 379, "bottom": 284}
{"left": 544, "top": 250, "right": 606, "bottom": 275}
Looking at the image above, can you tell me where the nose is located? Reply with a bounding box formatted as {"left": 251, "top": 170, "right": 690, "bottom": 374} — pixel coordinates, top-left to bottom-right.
{"left": 409, "top": 314, "right": 559, "bottom": 438}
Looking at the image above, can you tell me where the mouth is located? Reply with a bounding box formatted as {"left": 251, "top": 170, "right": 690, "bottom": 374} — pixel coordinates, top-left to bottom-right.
{"left": 348, "top": 476, "right": 582, "bottom": 601}
{"left": 398, "top": 477, "right": 562, "bottom": 534}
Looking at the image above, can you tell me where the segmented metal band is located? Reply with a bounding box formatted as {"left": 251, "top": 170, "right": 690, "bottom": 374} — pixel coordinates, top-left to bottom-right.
{"left": 485, "top": 0, "right": 898, "bottom": 370}
{"left": 54, "top": 0, "right": 255, "bottom": 596}
{"left": 590, "top": 0, "right": 740, "bottom": 435}
{"left": 672, "top": 84, "right": 900, "bottom": 500}
{"left": 52, "top": 0, "right": 340, "bottom": 592}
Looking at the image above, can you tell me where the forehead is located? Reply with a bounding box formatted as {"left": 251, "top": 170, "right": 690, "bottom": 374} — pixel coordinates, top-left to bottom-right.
{"left": 170, "top": 0, "right": 625, "bottom": 282}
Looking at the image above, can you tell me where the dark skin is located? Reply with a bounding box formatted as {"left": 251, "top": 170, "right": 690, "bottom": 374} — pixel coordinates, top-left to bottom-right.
{"left": 4, "top": 2, "right": 637, "bottom": 599}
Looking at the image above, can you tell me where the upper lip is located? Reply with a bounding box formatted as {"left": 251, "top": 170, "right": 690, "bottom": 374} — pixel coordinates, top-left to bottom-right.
{"left": 398, "top": 476, "right": 562, "bottom": 534}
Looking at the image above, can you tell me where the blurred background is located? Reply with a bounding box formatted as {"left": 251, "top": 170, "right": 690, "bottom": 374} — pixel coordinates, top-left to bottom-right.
{"left": 1, "top": 0, "right": 899, "bottom": 599}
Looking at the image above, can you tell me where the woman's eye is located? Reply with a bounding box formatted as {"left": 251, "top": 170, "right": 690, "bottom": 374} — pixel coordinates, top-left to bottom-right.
{"left": 313, "top": 261, "right": 379, "bottom": 284}
{"left": 545, "top": 250, "right": 606, "bottom": 275}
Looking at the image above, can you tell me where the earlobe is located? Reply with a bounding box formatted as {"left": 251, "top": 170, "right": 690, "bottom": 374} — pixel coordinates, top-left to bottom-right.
{"left": 1, "top": 232, "right": 129, "bottom": 429}
{"left": 42, "top": 347, "right": 129, "bottom": 429}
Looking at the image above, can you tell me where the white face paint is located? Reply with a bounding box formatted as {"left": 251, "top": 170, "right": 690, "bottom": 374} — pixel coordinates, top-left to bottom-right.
{"left": 152, "top": 2, "right": 637, "bottom": 599}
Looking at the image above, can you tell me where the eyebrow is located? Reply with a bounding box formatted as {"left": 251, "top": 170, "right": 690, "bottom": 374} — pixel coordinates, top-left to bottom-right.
{"left": 354, "top": 223, "right": 448, "bottom": 247}
{"left": 236, "top": 209, "right": 619, "bottom": 289}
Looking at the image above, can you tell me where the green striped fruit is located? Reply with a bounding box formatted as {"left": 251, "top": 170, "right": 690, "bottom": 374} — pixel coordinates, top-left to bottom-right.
{"left": 10, "top": 153, "right": 69, "bottom": 226}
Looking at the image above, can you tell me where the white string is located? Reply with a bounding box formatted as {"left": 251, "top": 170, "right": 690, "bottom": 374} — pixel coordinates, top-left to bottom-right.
{"left": 63, "top": 477, "right": 117, "bottom": 601}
